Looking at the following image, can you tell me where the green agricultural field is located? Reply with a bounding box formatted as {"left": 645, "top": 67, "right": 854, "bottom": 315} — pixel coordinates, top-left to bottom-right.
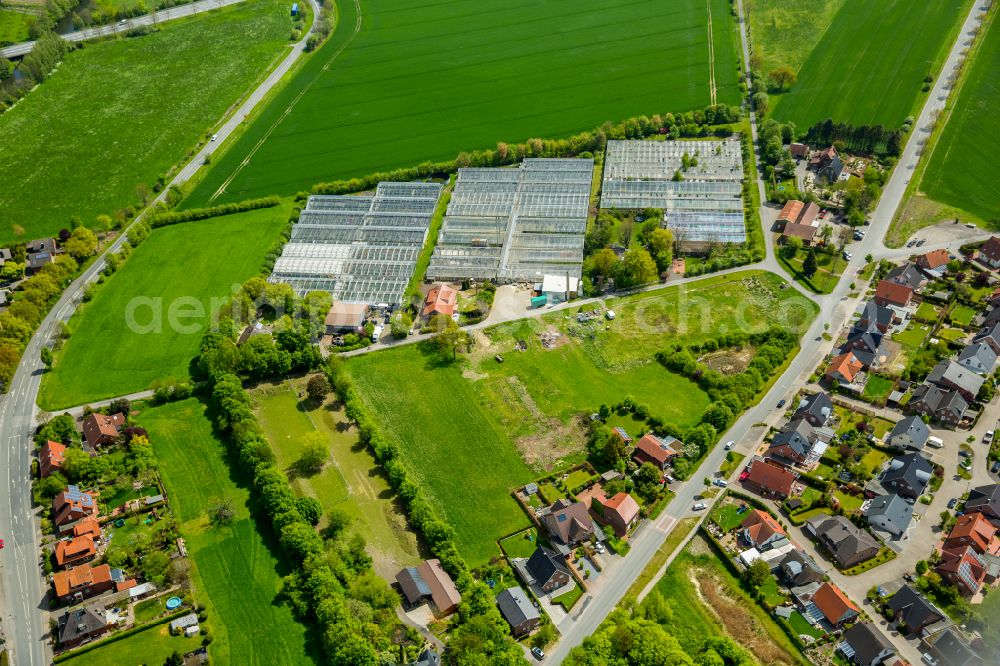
{"left": 0, "top": 8, "right": 34, "bottom": 43}
{"left": 251, "top": 378, "right": 423, "bottom": 577}
{"left": 0, "top": 0, "right": 295, "bottom": 243}
{"left": 920, "top": 11, "right": 1000, "bottom": 223}
{"left": 41, "top": 205, "right": 289, "bottom": 409}
{"left": 139, "top": 398, "right": 315, "bottom": 666}
{"left": 769, "top": 0, "right": 973, "bottom": 128}
{"left": 59, "top": 620, "right": 200, "bottom": 666}
{"left": 186, "top": 0, "right": 741, "bottom": 206}
{"left": 745, "top": 0, "right": 847, "bottom": 74}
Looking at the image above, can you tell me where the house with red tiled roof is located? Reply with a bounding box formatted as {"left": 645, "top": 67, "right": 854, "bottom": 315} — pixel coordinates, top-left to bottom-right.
{"left": 81, "top": 413, "right": 125, "bottom": 447}
{"left": 38, "top": 440, "right": 66, "bottom": 478}
{"left": 810, "top": 582, "right": 860, "bottom": 627}
{"left": 593, "top": 492, "right": 641, "bottom": 538}
{"left": 778, "top": 200, "right": 822, "bottom": 245}
{"left": 826, "top": 351, "right": 864, "bottom": 384}
{"left": 423, "top": 284, "right": 458, "bottom": 319}
{"left": 72, "top": 517, "right": 102, "bottom": 540}
{"left": 632, "top": 433, "right": 680, "bottom": 471}
{"left": 742, "top": 459, "right": 797, "bottom": 499}
{"left": 52, "top": 486, "right": 98, "bottom": 532}
{"left": 740, "top": 509, "right": 786, "bottom": 549}
{"left": 54, "top": 536, "right": 97, "bottom": 568}
{"left": 916, "top": 249, "right": 950, "bottom": 273}
{"left": 52, "top": 563, "right": 114, "bottom": 602}
{"left": 944, "top": 513, "right": 999, "bottom": 555}
{"left": 978, "top": 236, "right": 1000, "bottom": 269}
{"left": 874, "top": 280, "right": 914, "bottom": 308}
{"left": 936, "top": 545, "right": 987, "bottom": 596}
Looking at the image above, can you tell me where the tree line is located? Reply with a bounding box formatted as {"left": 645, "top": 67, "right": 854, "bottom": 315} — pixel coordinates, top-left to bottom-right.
{"left": 0, "top": 33, "right": 71, "bottom": 115}
{"left": 805, "top": 119, "right": 902, "bottom": 157}
{"left": 149, "top": 196, "right": 281, "bottom": 228}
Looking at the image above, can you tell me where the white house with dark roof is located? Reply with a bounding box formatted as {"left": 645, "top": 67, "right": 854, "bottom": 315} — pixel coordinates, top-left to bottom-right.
{"left": 865, "top": 493, "right": 914, "bottom": 538}
{"left": 957, "top": 342, "right": 997, "bottom": 376}
{"left": 885, "top": 415, "right": 930, "bottom": 451}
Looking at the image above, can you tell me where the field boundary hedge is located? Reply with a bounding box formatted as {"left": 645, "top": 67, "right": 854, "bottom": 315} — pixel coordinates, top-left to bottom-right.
{"left": 149, "top": 196, "right": 281, "bottom": 227}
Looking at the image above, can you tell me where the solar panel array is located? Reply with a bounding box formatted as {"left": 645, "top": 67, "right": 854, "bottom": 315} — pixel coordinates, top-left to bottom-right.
{"left": 270, "top": 182, "right": 442, "bottom": 304}
{"left": 427, "top": 158, "right": 593, "bottom": 282}
{"left": 600, "top": 139, "right": 747, "bottom": 244}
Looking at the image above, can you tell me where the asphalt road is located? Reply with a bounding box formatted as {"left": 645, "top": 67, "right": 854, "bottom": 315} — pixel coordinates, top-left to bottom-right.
{"left": 0, "top": 0, "right": 247, "bottom": 59}
{"left": 0, "top": 3, "right": 320, "bottom": 663}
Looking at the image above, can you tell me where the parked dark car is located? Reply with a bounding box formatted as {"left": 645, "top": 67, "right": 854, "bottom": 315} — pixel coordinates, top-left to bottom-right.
{"left": 948, "top": 498, "right": 959, "bottom": 509}
{"left": 777, "top": 399, "right": 787, "bottom": 408}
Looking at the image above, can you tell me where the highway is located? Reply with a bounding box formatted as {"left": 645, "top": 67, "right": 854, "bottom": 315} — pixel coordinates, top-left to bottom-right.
{"left": 0, "top": 2, "right": 320, "bottom": 663}
{"left": 0, "top": 0, "right": 247, "bottom": 59}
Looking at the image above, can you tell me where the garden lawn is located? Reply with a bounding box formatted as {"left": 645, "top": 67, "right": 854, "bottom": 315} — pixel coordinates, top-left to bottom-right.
{"left": 786, "top": 611, "right": 824, "bottom": 639}
{"left": 950, "top": 304, "right": 977, "bottom": 327}
{"left": 58, "top": 620, "right": 201, "bottom": 666}
{"left": 139, "top": 398, "right": 315, "bottom": 666}
{"left": 744, "top": 0, "right": 846, "bottom": 74}
{"left": 895, "top": 322, "right": 930, "bottom": 350}
{"left": 779, "top": 250, "right": 847, "bottom": 294}
{"left": 553, "top": 583, "right": 584, "bottom": 611}
{"left": 41, "top": 204, "right": 290, "bottom": 409}
{"left": 0, "top": 0, "right": 295, "bottom": 243}
{"left": 834, "top": 490, "right": 864, "bottom": 512}
{"left": 939, "top": 327, "right": 966, "bottom": 342}
{"left": 920, "top": 9, "right": 1000, "bottom": 223}
{"left": 345, "top": 346, "right": 534, "bottom": 566}
{"left": 863, "top": 376, "right": 894, "bottom": 402}
{"left": 499, "top": 528, "right": 542, "bottom": 559}
{"left": 860, "top": 449, "right": 890, "bottom": 477}
{"left": 710, "top": 502, "right": 745, "bottom": 532}
{"left": 915, "top": 302, "right": 940, "bottom": 323}
{"left": 251, "top": 379, "right": 422, "bottom": 577}
{"left": 186, "top": 0, "right": 741, "bottom": 205}
{"left": 759, "top": 577, "right": 786, "bottom": 607}
{"left": 770, "top": 0, "right": 973, "bottom": 128}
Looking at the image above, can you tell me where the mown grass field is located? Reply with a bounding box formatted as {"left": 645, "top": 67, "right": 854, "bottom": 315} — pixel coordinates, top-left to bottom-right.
{"left": 140, "top": 398, "right": 316, "bottom": 666}
{"left": 645, "top": 536, "right": 807, "bottom": 666}
{"left": 768, "top": 0, "right": 973, "bottom": 128}
{"left": 345, "top": 271, "right": 815, "bottom": 565}
{"left": 186, "top": 0, "right": 741, "bottom": 205}
{"left": 745, "top": 0, "right": 846, "bottom": 74}
{"left": 0, "top": 0, "right": 293, "bottom": 244}
{"left": 41, "top": 205, "right": 289, "bottom": 409}
{"left": 251, "top": 377, "right": 424, "bottom": 577}
{"left": 920, "top": 9, "right": 1000, "bottom": 223}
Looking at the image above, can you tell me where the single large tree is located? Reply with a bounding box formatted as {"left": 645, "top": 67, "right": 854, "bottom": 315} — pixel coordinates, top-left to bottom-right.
{"left": 433, "top": 316, "right": 471, "bottom": 360}
{"left": 803, "top": 249, "right": 819, "bottom": 278}
{"left": 298, "top": 432, "right": 328, "bottom": 473}
{"left": 768, "top": 66, "right": 797, "bottom": 91}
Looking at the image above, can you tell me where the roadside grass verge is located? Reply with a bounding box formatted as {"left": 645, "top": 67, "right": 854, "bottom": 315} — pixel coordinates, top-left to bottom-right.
{"left": 41, "top": 204, "right": 290, "bottom": 409}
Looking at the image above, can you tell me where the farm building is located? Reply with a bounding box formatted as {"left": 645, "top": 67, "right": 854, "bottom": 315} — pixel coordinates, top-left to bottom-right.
{"left": 395, "top": 559, "right": 461, "bottom": 616}
{"left": 427, "top": 159, "right": 592, "bottom": 283}
{"left": 270, "top": 182, "right": 442, "bottom": 304}
{"left": 599, "top": 139, "right": 746, "bottom": 251}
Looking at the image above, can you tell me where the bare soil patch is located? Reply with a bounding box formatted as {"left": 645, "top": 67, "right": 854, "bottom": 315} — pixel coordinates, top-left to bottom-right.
{"left": 699, "top": 347, "right": 755, "bottom": 374}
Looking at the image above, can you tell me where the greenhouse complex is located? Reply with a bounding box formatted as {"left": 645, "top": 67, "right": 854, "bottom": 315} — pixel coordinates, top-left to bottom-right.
{"left": 427, "top": 158, "right": 593, "bottom": 283}
{"left": 269, "top": 182, "right": 442, "bottom": 304}
{"left": 600, "top": 139, "right": 747, "bottom": 249}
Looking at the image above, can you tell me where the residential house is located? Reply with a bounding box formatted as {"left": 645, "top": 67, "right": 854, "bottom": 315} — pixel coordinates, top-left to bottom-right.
{"left": 885, "top": 416, "right": 930, "bottom": 451}
{"left": 52, "top": 486, "right": 98, "bottom": 532}
{"left": 964, "top": 484, "right": 1000, "bottom": 525}
{"left": 778, "top": 549, "right": 825, "bottom": 586}
{"left": 793, "top": 391, "right": 833, "bottom": 427}
{"left": 54, "top": 535, "right": 98, "bottom": 568}
{"left": 874, "top": 280, "right": 914, "bottom": 308}
{"left": 887, "top": 585, "right": 946, "bottom": 636}
{"left": 324, "top": 302, "right": 369, "bottom": 334}
{"left": 496, "top": 587, "right": 540, "bottom": 637}
{"left": 423, "top": 284, "right": 458, "bottom": 319}
{"left": 740, "top": 509, "right": 786, "bottom": 549}
{"left": 881, "top": 453, "right": 933, "bottom": 500}
{"left": 778, "top": 200, "right": 822, "bottom": 244}
{"left": 39, "top": 440, "right": 67, "bottom": 478}
{"left": 593, "top": 492, "right": 640, "bottom": 538}
{"left": 72, "top": 517, "right": 101, "bottom": 540}
{"left": 923, "top": 626, "right": 984, "bottom": 666}
{"left": 957, "top": 343, "right": 997, "bottom": 376}
{"left": 827, "top": 351, "right": 865, "bottom": 383}
{"left": 632, "top": 433, "right": 680, "bottom": 471}
{"left": 790, "top": 143, "right": 810, "bottom": 159}
{"left": 810, "top": 581, "right": 860, "bottom": 627}
{"left": 521, "top": 546, "right": 572, "bottom": 592}
{"left": 885, "top": 263, "right": 925, "bottom": 292}
{"left": 542, "top": 499, "right": 598, "bottom": 549}
{"left": 916, "top": 249, "right": 950, "bottom": 276}
{"left": 944, "top": 513, "right": 999, "bottom": 555}
{"left": 768, "top": 420, "right": 824, "bottom": 467}
{"left": 805, "top": 514, "right": 880, "bottom": 568}
{"left": 742, "top": 459, "right": 797, "bottom": 499}
{"left": 25, "top": 238, "right": 57, "bottom": 274}
{"left": 909, "top": 384, "right": 968, "bottom": 427}
{"left": 936, "top": 545, "right": 987, "bottom": 597}
{"left": 414, "top": 648, "right": 442, "bottom": 666}
{"left": 978, "top": 236, "right": 1000, "bottom": 270}
{"left": 812, "top": 146, "right": 844, "bottom": 181}
{"left": 865, "top": 493, "right": 914, "bottom": 538}
{"left": 972, "top": 321, "right": 1000, "bottom": 355}
{"left": 841, "top": 623, "right": 896, "bottom": 666}
{"left": 81, "top": 412, "right": 125, "bottom": 447}
{"left": 57, "top": 607, "right": 108, "bottom": 649}
{"left": 842, "top": 325, "right": 883, "bottom": 369}
{"left": 52, "top": 563, "right": 114, "bottom": 602}
{"left": 927, "top": 360, "right": 984, "bottom": 403}
{"left": 395, "top": 559, "right": 462, "bottom": 616}
{"left": 858, "top": 301, "right": 897, "bottom": 334}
